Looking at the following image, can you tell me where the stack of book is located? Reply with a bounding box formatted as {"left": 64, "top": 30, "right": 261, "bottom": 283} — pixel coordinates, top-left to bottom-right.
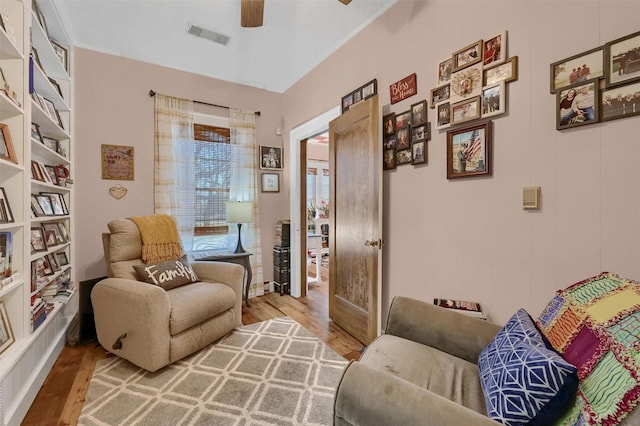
{"left": 433, "top": 298, "right": 487, "bottom": 319}
{"left": 40, "top": 272, "right": 74, "bottom": 304}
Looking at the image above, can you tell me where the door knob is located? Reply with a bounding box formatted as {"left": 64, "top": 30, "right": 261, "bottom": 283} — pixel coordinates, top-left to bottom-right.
{"left": 364, "top": 239, "right": 383, "bottom": 248}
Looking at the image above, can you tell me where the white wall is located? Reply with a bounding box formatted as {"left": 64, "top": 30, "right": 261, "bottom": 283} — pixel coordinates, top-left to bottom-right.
{"left": 281, "top": 1, "right": 640, "bottom": 324}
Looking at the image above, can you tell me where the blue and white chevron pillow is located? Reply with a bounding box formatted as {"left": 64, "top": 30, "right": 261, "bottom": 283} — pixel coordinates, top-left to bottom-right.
{"left": 478, "top": 309, "right": 578, "bottom": 426}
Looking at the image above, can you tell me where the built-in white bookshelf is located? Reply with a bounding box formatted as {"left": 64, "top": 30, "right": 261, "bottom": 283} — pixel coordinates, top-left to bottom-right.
{"left": 0, "top": 0, "right": 75, "bottom": 424}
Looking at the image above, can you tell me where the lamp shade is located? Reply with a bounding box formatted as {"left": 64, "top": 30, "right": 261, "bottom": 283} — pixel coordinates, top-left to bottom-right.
{"left": 226, "top": 201, "right": 253, "bottom": 223}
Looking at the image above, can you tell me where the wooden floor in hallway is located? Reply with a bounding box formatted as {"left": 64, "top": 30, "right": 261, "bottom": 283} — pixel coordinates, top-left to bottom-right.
{"left": 21, "top": 264, "right": 360, "bottom": 425}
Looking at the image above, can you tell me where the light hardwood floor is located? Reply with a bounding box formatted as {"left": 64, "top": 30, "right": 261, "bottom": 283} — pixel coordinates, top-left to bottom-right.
{"left": 22, "top": 265, "right": 361, "bottom": 425}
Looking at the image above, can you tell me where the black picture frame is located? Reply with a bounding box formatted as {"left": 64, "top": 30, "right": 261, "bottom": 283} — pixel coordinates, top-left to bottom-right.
{"left": 259, "top": 145, "right": 283, "bottom": 170}
{"left": 0, "top": 187, "right": 14, "bottom": 223}
{"left": 447, "top": 121, "right": 492, "bottom": 179}
{"left": 605, "top": 30, "right": 640, "bottom": 88}
{"left": 550, "top": 46, "right": 604, "bottom": 93}
{"left": 50, "top": 39, "right": 69, "bottom": 73}
{"left": 556, "top": 79, "right": 600, "bottom": 130}
{"left": 30, "top": 227, "right": 47, "bottom": 252}
{"left": 395, "top": 125, "right": 410, "bottom": 151}
{"left": 411, "top": 140, "right": 427, "bottom": 165}
{"left": 383, "top": 148, "right": 396, "bottom": 170}
{"left": 382, "top": 112, "right": 396, "bottom": 136}
{"left": 411, "top": 100, "right": 427, "bottom": 126}
{"left": 601, "top": 80, "right": 640, "bottom": 122}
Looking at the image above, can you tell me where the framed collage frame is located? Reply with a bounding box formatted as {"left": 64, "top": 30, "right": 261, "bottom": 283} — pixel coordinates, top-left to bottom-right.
{"left": 342, "top": 79, "right": 377, "bottom": 113}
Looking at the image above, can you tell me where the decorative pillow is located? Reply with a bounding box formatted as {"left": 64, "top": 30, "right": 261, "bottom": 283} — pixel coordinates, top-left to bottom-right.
{"left": 133, "top": 255, "right": 198, "bottom": 290}
{"left": 536, "top": 272, "right": 640, "bottom": 425}
{"left": 478, "top": 309, "right": 579, "bottom": 426}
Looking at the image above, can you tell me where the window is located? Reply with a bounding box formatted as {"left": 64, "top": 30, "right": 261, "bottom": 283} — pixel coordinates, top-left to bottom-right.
{"left": 192, "top": 121, "right": 232, "bottom": 251}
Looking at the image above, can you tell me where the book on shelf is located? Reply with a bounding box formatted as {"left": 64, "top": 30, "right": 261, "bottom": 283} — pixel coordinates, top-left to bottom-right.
{"left": 0, "top": 231, "right": 13, "bottom": 278}
{"left": 433, "top": 298, "right": 486, "bottom": 319}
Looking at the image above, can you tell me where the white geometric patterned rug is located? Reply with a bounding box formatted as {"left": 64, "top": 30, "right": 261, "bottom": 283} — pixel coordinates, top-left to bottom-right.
{"left": 78, "top": 317, "right": 348, "bottom": 425}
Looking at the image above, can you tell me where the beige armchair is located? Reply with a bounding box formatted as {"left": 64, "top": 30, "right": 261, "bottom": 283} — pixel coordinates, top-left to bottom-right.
{"left": 91, "top": 218, "right": 244, "bottom": 372}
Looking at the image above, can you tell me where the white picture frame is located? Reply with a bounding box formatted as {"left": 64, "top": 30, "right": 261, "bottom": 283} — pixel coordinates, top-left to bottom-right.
{"left": 481, "top": 82, "right": 506, "bottom": 118}
{"left": 261, "top": 173, "right": 280, "bottom": 193}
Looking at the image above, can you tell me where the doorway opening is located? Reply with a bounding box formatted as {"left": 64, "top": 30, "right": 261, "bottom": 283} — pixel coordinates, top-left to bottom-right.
{"left": 289, "top": 106, "right": 340, "bottom": 299}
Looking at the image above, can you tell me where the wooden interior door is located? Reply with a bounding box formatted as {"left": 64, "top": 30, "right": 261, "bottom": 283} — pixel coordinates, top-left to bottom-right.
{"left": 328, "top": 95, "right": 382, "bottom": 346}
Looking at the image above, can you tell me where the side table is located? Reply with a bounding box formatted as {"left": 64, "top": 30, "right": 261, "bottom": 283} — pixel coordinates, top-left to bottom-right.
{"left": 193, "top": 251, "right": 253, "bottom": 307}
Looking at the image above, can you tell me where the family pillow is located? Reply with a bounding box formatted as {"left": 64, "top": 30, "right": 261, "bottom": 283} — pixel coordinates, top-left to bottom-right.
{"left": 478, "top": 308, "right": 578, "bottom": 426}
{"left": 133, "top": 255, "right": 199, "bottom": 290}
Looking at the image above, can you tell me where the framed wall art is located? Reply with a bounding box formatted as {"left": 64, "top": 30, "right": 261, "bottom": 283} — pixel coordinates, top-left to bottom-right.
{"left": 450, "top": 62, "right": 483, "bottom": 104}
{"left": 0, "top": 302, "right": 15, "bottom": 355}
{"left": 0, "top": 123, "right": 17, "bottom": 164}
{"left": 101, "top": 144, "right": 134, "bottom": 180}
{"left": 430, "top": 84, "right": 450, "bottom": 108}
{"left": 259, "top": 145, "right": 283, "bottom": 170}
{"left": 483, "top": 30, "right": 507, "bottom": 67}
{"left": 383, "top": 112, "right": 396, "bottom": 136}
{"left": 601, "top": 80, "right": 640, "bottom": 122}
{"left": 0, "top": 187, "right": 14, "bottom": 223}
{"left": 411, "top": 123, "right": 429, "bottom": 143}
{"left": 481, "top": 82, "right": 506, "bottom": 118}
{"left": 397, "top": 149, "right": 412, "bottom": 165}
{"left": 437, "top": 57, "right": 453, "bottom": 85}
{"left": 383, "top": 135, "right": 396, "bottom": 150}
{"left": 395, "top": 110, "right": 412, "bottom": 129}
{"left": 30, "top": 227, "right": 47, "bottom": 252}
{"left": 556, "top": 79, "right": 599, "bottom": 130}
{"left": 435, "top": 102, "right": 451, "bottom": 130}
{"left": 605, "top": 30, "right": 640, "bottom": 88}
{"left": 412, "top": 140, "right": 426, "bottom": 165}
{"left": 361, "top": 79, "right": 378, "bottom": 99}
{"left": 396, "top": 126, "right": 410, "bottom": 150}
{"left": 452, "top": 40, "right": 483, "bottom": 72}
{"left": 550, "top": 46, "right": 604, "bottom": 93}
{"left": 447, "top": 121, "right": 492, "bottom": 179}
{"left": 411, "top": 100, "right": 427, "bottom": 126}
{"left": 383, "top": 149, "right": 396, "bottom": 170}
{"left": 451, "top": 96, "right": 481, "bottom": 125}
{"left": 261, "top": 173, "right": 280, "bottom": 193}
{"left": 484, "top": 56, "right": 518, "bottom": 86}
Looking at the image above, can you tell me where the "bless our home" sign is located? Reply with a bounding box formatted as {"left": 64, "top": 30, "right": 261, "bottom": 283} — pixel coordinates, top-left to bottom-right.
{"left": 390, "top": 73, "right": 417, "bottom": 104}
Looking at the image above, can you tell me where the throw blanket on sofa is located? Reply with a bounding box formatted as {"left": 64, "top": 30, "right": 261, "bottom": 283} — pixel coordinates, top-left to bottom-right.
{"left": 130, "top": 214, "right": 183, "bottom": 264}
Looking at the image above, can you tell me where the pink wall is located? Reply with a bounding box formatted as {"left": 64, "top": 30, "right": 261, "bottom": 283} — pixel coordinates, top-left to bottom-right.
{"left": 73, "top": 48, "right": 287, "bottom": 281}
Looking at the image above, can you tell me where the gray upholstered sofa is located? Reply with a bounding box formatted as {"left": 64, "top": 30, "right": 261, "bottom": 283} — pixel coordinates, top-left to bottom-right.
{"left": 91, "top": 218, "right": 244, "bottom": 372}
{"left": 333, "top": 295, "right": 640, "bottom": 426}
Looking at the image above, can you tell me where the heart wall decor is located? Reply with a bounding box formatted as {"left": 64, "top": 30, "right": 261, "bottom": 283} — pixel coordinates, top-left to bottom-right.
{"left": 109, "top": 185, "right": 128, "bottom": 199}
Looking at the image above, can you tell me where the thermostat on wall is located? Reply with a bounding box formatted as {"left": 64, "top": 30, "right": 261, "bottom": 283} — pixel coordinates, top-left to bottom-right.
{"left": 523, "top": 186, "right": 541, "bottom": 210}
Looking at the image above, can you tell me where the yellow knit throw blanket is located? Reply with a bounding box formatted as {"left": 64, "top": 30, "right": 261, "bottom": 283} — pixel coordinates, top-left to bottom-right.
{"left": 129, "top": 214, "right": 183, "bottom": 264}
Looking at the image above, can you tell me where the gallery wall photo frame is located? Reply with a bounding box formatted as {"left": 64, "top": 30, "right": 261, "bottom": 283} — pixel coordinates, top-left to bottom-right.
{"left": 451, "top": 96, "right": 481, "bottom": 125}
{"left": 483, "top": 30, "right": 507, "bottom": 67}
{"left": 342, "top": 79, "right": 377, "bottom": 113}
{"left": 484, "top": 56, "right": 519, "bottom": 86}
{"left": 604, "top": 30, "right": 640, "bottom": 88}
{"left": 261, "top": 173, "right": 280, "bottom": 193}
{"left": 259, "top": 145, "right": 283, "bottom": 170}
{"left": 411, "top": 140, "right": 427, "bottom": 165}
{"left": 601, "top": 80, "right": 640, "bottom": 122}
{"left": 383, "top": 112, "right": 396, "bottom": 136}
{"left": 430, "top": 83, "right": 450, "bottom": 108}
{"left": 556, "top": 79, "right": 600, "bottom": 130}
{"left": 550, "top": 46, "right": 604, "bottom": 93}
{"left": 0, "top": 123, "right": 18, "bottom": 164}
{"left": 435, "top": 102, "right": 452, "bottom": 130}
{"left": 0, "top": 187, "right": 14, "bottom": 223}
{"left": 0, "top": 301, "right": 15, "bottom": 355}
{"left": 383, "top": 149, "right": 396, "bottom": 170}
{"left": 447, "top": 120, "right": 492, "bottom": 179}
{"left": 101, "top": 144, "right": 134, "bottom": 180}
{"left": 450, "top": 62, "right": 483, "bottom": 105}
{"left": 481, "top": 82, "right": 506, "bottom": 119}
{"left": 437, "top": 57, "right": 453, "bottom": 86}
{"left": 411, "top": 100, "right": 428, "bottom": 126}
{"left": 452, "top": 40, "right": 483, "bottom": 72}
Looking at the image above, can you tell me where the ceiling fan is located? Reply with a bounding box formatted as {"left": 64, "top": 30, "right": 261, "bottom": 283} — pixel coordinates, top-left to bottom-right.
{"left": 241, "top": 0, "right": 352, "bottom": 28}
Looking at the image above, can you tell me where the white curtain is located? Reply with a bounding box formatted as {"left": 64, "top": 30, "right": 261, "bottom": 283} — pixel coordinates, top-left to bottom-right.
{"left": 153, "top": 94, "right": 196, "bottom": 249}
{"left": 229, "top": 108, "right": 264, "bottom": 299}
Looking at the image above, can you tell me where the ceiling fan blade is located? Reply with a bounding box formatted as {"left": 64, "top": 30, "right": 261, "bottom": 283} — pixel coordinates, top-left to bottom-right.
{"left": 338, "top": 0, "right": 352, "bottom": 4}
{"left": 241, "top": 0, "right": 264, "bottom": 27}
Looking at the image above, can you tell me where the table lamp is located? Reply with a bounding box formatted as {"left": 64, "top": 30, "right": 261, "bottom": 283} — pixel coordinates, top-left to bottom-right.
{"left": 226, "top": 201, "right": 253, "bottom": 253}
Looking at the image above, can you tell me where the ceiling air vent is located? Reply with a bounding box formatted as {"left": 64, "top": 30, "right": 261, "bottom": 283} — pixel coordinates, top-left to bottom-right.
{"left": 188, "top": 25, "right": 230, "bottom": 46}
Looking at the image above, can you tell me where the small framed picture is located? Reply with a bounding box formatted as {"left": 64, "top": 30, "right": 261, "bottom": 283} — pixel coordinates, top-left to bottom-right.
{"left": 395, "top": 110, "right": 411, "bottom": 128}
{"left": 102, "top": 144, "right": 134, "bottom": 180}
{"left": 437, "top": 57, "right": 453, "bottom": 86}
{"left": 550, "top": 46, "right": 604, "bottom": 93}
{"left": 0, "top": 123, "right": 18, "bottom": 164}
{"left": 411, "top": 123, "right": 428, "bottom": 143}
{"left": 450, "top": 62, "right": 483, "bottom": 104}
{"left": 44, "top": 229, "right": 57, "bottom": 248}
{"left": 435, "top": 102, "right": 452, "bottom": 130}
{"left": 452, "top": 40, "right": 483, "bottom": 72}
{"left": 605, "top": 30, "right": 640, "bottom": 88}
{"left": 601, "top": 80, "right": 640, "bottom": 122}
{"left": 382, "top": 112, "right": 396, "bottom": 136}
{"left": 55, "top": 251, "right": 69, "bottom": 266}
{"left": 31, "top": 227, "right": 47, "bottom": 252}
{"left": 361, "top": 79, "right": 377, "bottom": 99}
{"left": 397, "top": 149, "right": 412, "bottom": 165}
{"left": 430, "top": 83, "right": 450, "bottom": 108}
{"left": 41, "top": 192, "right": 68, "bottom": 215}
{"left": 44, "top": 165, "right": 58, "bottom": 185}
{"left": 411, "top": 140, "right": 427, "bottom": 165}
{"left": 259, "top": 145, "right": 283, "bottom": 170}
{"left": 556, "top": 80, "right": 600, "bottom": 130}
{"left": 451, "top": 96, "right": 481, "bottom": 125}
{"left": 31, "top": 194, "right": 45, "bottom": 216}
{"left": 261, "top": 173, "right": 280, "bottom": 193}
{"left": 47, "top": 253, "right": 61, "bottom": 272}
{"left": 41, "top": 136, "right": 58, "bottom": 152}
{"left": 50, "top": 40, "right": 69, "bottom": 73}
{"left": 484, "top": 56, "right": 519, "bottom": 86}
{"left": 396, "top": 126, "right": 410, "bottom": 150}
{"left": 0, "top": 302, "right": 15, "bottom": 355}
{"left": 383, "top": 149, "right": 396, "bottom": 170}
{"left": 44, "top": 223, "right": 64, "bottom": 244}
{"left": 31, "top": 122, "right": 43, "bottom": 143}
{"left": 383, "top": 135, "right": 396, "bottom": 150}
{"left": 36, "top": 194, "right": 54, "bottom": 216}
{"left": 481, "top": 82, "right": 506, "bottom": 118}
{"left": 0, "top": 187, "right": 14, "bottom": 223}
{"left": 57, "top": 222, "right": 70, "bottom": 242}
{"left": 352, "top": 88, "right": 363, "bottom": 104}
{"left": 447, "top": 121, "right": 492, "bottom": 179}
{"left": 483, "top": 30, "right": 507, "bottom": 67}
{"left": 341, "top": 92, "right": 353, "bottom": 113}
{"left": 411, "top": 100, "right": 427, "bottom": 126}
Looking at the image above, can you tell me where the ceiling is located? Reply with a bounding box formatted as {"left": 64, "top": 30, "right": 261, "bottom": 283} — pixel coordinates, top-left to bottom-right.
{"left": 55, "top": 0, "right": 397, "bottom": 94}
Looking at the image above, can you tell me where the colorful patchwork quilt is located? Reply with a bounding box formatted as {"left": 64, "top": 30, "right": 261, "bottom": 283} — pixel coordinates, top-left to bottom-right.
{"left": 536, "top": 272, "right": 640, "bottom": 425}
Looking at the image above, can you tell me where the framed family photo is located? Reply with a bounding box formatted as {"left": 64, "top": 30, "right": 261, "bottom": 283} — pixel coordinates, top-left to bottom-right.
{"left": 447, "top": 121, "right": 492, "bottom": 179}
{"left": 411, "top": 100, "right": 427, "bottom": 125}
{"left": 452, "top": 40, "right": 483, "bottom": 72}
{"left": 550, "top": 46, "right": 604, "bottom": 93}
{"left": 481, "top": 82, "right": 506, "bottom": 118}
{"left": 383, "top": 149, "right": 396, "bottom": 170}
{"left": 430, "top": 84, "right": 450, "bottom": 108}
{"left": 605, "top": 30, "right": 640, "bottom": 88}
{"left": 437, "top": 57, "right": 453, "bottom": 85}
{"left": 435, "top": 102, "right": 451, "bottom": 130}
{"left": 383, "top": 112, "right": 396, "bottom": 136}
{"left": 484, "top": 56, "right": 518, "bottom": 86}
{"left": 260, "top": 145, "right": 283, "bottom": 170}
{"left": 556, "top": 79, "right": 600, "bottom": 130}
{"left": 451, "top": 96, "right": 481, "bottom": 125}
{"left": 601, "top": 80, "right": 640, "bottom": 122}
{"left": 483, "top": 30, "right": 507, "bottom": 67}
{"left": 395, "top": 110, "right": 412, "bottom": 129}
{"left": 412, "top": 140, "right": 427, "bottom": 165}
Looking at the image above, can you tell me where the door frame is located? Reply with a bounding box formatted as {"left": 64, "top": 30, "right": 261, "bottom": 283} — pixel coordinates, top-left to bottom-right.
{"left": 289, "top": 106, "right": 340, "bottom": 298}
